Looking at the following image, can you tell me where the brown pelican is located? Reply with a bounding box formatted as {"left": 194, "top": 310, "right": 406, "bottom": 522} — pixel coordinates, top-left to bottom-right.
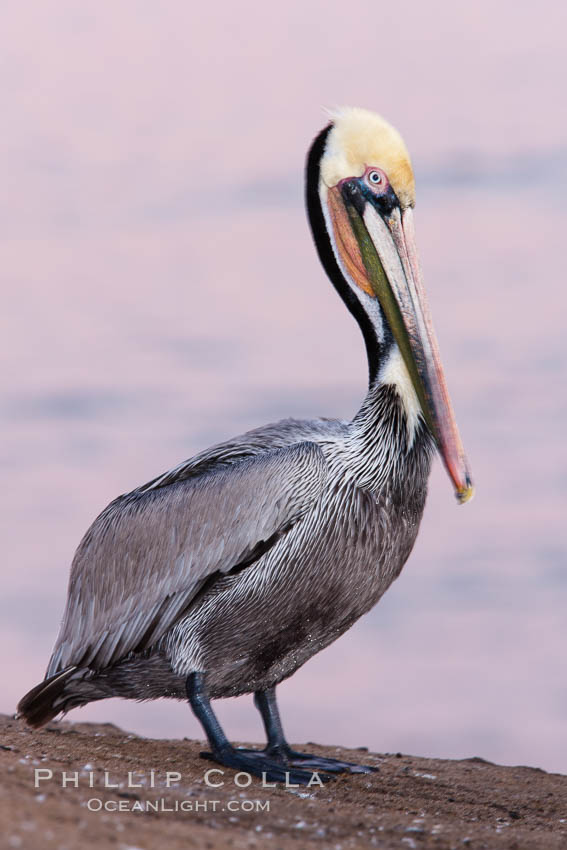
{"left": 18, "top": 107, "right": 473, "bottom": 783}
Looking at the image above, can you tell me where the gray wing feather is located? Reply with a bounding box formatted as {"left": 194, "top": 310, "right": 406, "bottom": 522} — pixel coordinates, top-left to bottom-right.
{"left": 47, "top": 438, "right": 327, "bottom": 676}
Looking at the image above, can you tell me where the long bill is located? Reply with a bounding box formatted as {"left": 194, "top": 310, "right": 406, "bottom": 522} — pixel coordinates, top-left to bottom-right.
{"left": 329, "top": 188, "right": 473, "bottom": 504}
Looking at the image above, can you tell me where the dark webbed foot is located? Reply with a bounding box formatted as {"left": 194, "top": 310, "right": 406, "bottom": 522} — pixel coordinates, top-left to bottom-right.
{"left": 199, "top": 746, "right": 332, "bottom": 784}
{"left": 238, "top": 744, "right": 376, "bottom": 774}
{"left": 267, "top": 744, "right": 378, "bottom": 774}
{"left": 186, "top": 675, "right": 373, "bottom": 784}
{"left": 252, "top": 687, "right": 378, "bottom": 775}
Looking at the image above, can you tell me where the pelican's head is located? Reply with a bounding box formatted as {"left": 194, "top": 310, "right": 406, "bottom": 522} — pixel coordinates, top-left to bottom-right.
{"left": 306, "top": 107, "right": 473, "bottom": 504}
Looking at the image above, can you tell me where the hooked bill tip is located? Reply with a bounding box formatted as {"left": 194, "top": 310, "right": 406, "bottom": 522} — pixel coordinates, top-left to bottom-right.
{"left": 455, "top": 477, "right": 475, "bottom": 505}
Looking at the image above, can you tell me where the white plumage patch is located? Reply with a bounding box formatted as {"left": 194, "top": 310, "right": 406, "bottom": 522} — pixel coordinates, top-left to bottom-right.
{"left": 379, "top": 346, "right": 422, "bottom": 444}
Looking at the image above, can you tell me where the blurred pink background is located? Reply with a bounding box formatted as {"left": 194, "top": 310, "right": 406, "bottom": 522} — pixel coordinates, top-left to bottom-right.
{"left": 2, "top": 1, "right": 566, "bottom": 772}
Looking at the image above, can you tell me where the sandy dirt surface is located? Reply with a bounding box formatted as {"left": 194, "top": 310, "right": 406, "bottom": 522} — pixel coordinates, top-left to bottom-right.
{"left": 1, "top": 713, "right": 566, "bottom": 850}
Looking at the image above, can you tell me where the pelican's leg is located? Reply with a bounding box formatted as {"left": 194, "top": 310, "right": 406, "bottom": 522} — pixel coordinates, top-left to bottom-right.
{"left": 185, "top": 673, "right": 329, "bottom": 784}
{"left": 253, "top": 686, "right": 378, "bottom": 775}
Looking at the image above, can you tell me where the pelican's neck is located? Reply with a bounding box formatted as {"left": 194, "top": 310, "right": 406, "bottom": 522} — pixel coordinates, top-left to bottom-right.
{"left": 348, "top": 352, "right": 434, "bottom": 493}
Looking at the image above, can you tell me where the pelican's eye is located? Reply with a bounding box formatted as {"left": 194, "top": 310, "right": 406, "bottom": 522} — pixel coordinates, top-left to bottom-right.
{"left": 363, "top": 167, "right": 389, "bottom": 193}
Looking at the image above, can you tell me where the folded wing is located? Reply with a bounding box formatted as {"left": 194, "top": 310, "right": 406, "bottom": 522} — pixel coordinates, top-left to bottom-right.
{"left": 47, "top": 440, "right": 327, "bottom": 676}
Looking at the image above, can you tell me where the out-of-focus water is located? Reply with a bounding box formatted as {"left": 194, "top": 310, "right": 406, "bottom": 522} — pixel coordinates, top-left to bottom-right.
{"left": 2, "top": 1, "right": 566, "bottom": 772}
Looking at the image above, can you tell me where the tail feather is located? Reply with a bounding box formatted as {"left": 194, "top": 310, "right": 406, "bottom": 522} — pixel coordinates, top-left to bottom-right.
{"left": 17, "top": 667, "right": 79, "bottom": 727}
